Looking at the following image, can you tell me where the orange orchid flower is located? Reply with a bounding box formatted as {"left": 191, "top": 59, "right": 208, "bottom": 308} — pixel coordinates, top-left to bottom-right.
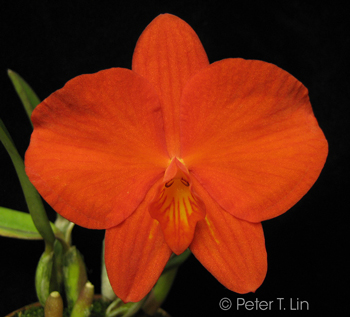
{"left": 25, "top": 14, "right": 328, "bottom": 302}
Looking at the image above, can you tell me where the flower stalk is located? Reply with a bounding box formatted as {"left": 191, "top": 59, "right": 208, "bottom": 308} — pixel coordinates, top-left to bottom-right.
{"left": 101, "top": 239, "right": 117, "bottom": 302}
{"left": 105, "top": 297, "right": 147, "bottom": 317}
{"left": 142, "top": 268, "right": 177, "bottom": 316}
{"left": 142, "top": 250, "right": 190, "bottom": 315}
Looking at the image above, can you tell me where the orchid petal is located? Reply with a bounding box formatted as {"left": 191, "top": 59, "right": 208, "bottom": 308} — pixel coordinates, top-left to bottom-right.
{"left": 181, "top": 58, "right": 328, "bottom": 222}
{"left": 105, "top": 178, "right": 172, "bottom": 303}
{"left": 25, "top": 68, "right": 169, "bottom": 229}
{"left": 132, "top": 14, "right": 209, "bottom": 157}
{"left": 190, "top": 177, "right": 267, "bottom": 293}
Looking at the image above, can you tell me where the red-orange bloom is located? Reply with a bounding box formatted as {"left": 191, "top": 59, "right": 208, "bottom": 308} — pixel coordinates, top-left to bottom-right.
{"left": 25, "top": 14, "right": 328, "bottom": 302}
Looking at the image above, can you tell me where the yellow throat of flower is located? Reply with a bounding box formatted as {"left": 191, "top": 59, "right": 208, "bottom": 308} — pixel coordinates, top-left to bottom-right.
{"left": 149, "top": 158, "right": 206, "bottom": 254}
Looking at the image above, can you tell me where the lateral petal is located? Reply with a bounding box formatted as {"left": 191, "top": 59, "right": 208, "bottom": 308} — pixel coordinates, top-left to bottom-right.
{"left": 190, "top": 177, "right": 267, "bottom": 293}
{"left": 25, "top": 68, "right": 169, "bottom": 229}
{"left": 105, "top": 178, "right": 172, "bottom": 303}
{"left": 132, "top": 14, "right": 209, "bottom": 157}
{"left": 181, "top": 59, "right": 328, "bottom": 222}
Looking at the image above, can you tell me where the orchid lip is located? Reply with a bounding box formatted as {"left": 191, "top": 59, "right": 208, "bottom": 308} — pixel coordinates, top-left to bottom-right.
{"left": 149, "top": 157, "right": 206, "bottom": 254}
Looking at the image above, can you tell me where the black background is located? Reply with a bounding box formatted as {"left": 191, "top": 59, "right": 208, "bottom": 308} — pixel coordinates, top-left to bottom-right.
{"left": 1, "top": 1, "right": 349, "bottom": 316}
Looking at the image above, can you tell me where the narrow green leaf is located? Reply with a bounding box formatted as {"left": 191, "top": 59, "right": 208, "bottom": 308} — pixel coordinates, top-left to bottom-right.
{"left": 0, "top": 207, "right": 43, "bottom": 239}
{"left": 8, "top": 69, "right": 41, "bottom": 126}
{"left": 0, "top": 207, "right": 61, "bottom": 240}
{"left": 0, "top": 118, "right": 55, "bottom": 250}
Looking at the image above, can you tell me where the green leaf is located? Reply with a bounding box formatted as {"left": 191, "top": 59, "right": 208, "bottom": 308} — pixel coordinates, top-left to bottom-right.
{"left": 7, "top": 69, "right": 41, "bottom": 126}
{"left": 0, "top": 206, "right": 61, "bottom": 240}
{"left": 36, "top": 251, "right": 55, "bottom": 305}
{"left": 0, "top": 118, "right": 55, "bottom": 251}
{"left": 0, "top": 207, "right": 44, "bottom": 239}
{"left": 63, "top": 246, "right": 88, "bottom": 308}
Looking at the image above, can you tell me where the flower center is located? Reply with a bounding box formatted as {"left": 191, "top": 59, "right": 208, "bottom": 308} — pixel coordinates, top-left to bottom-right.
{"left": 155, "top": 174, "right": 197, "bottom": 226}
{"left": 149, "top": 158, "right": 206, "bottom": 254}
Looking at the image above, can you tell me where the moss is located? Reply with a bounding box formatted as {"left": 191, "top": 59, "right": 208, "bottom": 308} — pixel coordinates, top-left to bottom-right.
{"left": 11, "top": 299, "right": 169, "bottom": 317}
{"left": 12, "top": 306, "right": 44, "bottom": 317}
{"left": 12, "top": 298, "right": 108, "bottom": 317}
{"left": 89, "top": 298, "right": 110, "bottom": 317}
